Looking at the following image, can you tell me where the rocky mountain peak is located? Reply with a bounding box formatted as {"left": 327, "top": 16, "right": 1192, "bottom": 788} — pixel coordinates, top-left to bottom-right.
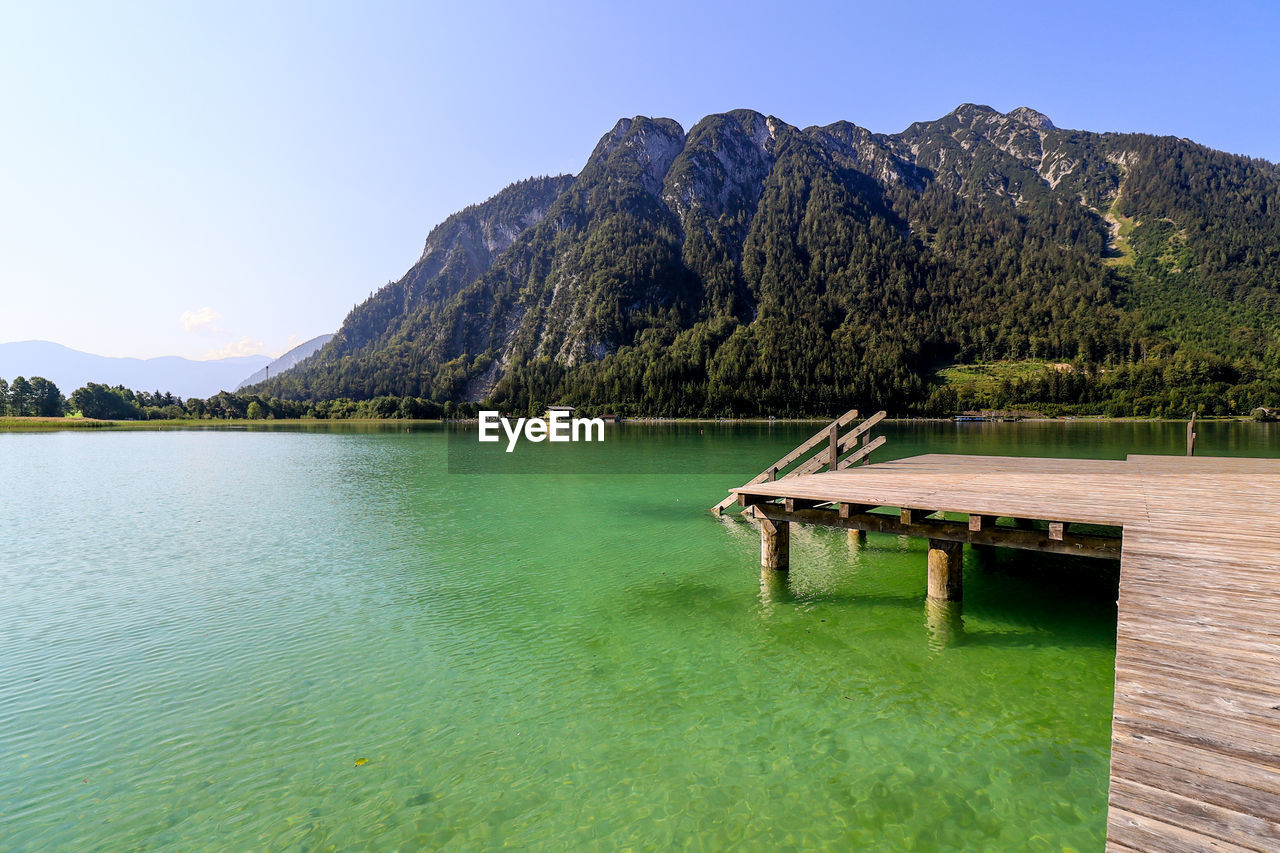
{"left": 948, "top": 103, "right": 1003, "bottom": 123}
{"left": 585, "top": 116, "right": 686, "bottom": 196}
{"left": 662, "top": 110, "right": 779, "bottom": 223}
{"left": 1007, "top": 106, "right": 1056, "bottom": 130}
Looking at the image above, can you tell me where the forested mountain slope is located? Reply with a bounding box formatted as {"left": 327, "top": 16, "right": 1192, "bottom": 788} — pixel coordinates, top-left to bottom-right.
{"left": 254, "top": 105, "right": 1280, "bottom": 416}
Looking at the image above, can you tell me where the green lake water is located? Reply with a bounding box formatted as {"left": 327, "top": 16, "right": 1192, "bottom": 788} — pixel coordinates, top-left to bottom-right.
{"left": 2, "top": 420, "right": 1277, "bottom": 851}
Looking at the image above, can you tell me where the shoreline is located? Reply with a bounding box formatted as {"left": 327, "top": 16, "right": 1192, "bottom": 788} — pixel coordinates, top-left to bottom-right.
{"left": 0, "top": 414, "right": 1256, "bottom": 432}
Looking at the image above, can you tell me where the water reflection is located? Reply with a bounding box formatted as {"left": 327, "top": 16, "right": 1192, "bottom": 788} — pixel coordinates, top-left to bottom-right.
{"left": 925, "top": 599, "right": 965, "bottom": 650}
{"left": 759, "top": 565, "right": 789, "bottom": 611}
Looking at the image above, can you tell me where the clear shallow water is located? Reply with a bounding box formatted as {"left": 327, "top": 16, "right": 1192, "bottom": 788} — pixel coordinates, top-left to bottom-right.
{"left": 1, "top": 421, "right": 1276, "bottom": 851}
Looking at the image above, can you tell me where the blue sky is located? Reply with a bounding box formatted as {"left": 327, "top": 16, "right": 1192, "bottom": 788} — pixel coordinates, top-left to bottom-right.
{"left": 2, "top": 0, "right": 1277, "bottom": 359}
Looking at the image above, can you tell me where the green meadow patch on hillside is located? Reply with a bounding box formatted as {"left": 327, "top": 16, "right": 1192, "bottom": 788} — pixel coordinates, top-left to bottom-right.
{"left": 937, "top": 361, "right": 1076, "bottom": 396}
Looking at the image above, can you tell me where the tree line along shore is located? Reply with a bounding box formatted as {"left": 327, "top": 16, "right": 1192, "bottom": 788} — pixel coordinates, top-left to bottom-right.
{"left": 2, "top": 363, "right": 1278, "bottom": 426}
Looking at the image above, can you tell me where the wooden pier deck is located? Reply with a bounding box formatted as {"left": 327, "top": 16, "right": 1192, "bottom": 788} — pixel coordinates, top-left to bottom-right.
{"left": 730, "top": 453, "right": 1280, "bottom": 852}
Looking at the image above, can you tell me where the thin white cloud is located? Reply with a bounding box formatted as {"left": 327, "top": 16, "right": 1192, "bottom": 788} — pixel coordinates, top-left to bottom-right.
{"left": 180, "top": 306, "right": 222, "bottom": 333}
{"left": 203, "top": 336, "right": 267, "bottom": 360}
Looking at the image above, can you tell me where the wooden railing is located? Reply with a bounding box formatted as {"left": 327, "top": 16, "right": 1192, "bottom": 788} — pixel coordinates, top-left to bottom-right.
{"left": 711, "top": 409, "right": 887, "bottom": 515}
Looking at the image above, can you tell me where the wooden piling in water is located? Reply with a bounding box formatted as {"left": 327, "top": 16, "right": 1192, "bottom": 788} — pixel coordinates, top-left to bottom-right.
{"left": 761, "top": 517, "right": 789, "bottom": 571}
{"left": 926, "top": 538, "right": 963, "bottom": 601}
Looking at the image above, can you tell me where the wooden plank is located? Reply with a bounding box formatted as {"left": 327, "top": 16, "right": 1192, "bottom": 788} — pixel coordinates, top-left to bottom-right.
{"left": 1116, "top": 601, "right": 1280, "bottom": 642}
{"left": 1105, "top": 841, "right": 1146, "bottom": 853}
{"left": 1111, "top": 712, "right": 1280, "bottom": 771}
{"left": 843, "top": 409, "right": 887, "bottom": 444}
{"left": 1114, "top": 664, "right": 1280, "bottom": 720}
{"left": 837, "top": 434, "right": 887, "bottom": 469}
{"left": 1115, "top": 636, "right": 1280, "bottom": 693}
{"left": 1108, "top": 776, "right": 1280, "bottom": 850}
{"left": 1111, "top": 687, "right": 1280, "bottom": 751}
{"left": 1109, "top": 728, "right": 1280, "bottom": 799}
{"left": 1106, "top": 808, "right": 1257, "bottom": 853}
{"left": 1116, "top": 613, "right": 1280, "bottom": 655}
{"left": 1120, "top": 571, "right": 1280, "bottom": 603}
{"left": 1109, "top": 745, "right": 1280, "bottom": 824}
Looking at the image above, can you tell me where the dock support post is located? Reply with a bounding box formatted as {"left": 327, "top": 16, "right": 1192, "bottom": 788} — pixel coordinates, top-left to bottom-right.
{"left": 927, "top": 539, "right": 963, "bottom": 601}
{"left": 848, "top": 529, "right": 867, "bottom": 544}
{"left": 761, "top": 517, "right": 790, "bottom": 572}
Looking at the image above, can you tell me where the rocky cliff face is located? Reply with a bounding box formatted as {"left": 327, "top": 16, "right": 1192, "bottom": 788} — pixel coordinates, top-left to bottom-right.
{"left": 587, "top": 117, "right": 687, "bottom": 196}
{"left": 892, "top": 103, "right": 1119, "bottom": 208}
{"left": 253, "top": 104, "right": 1280, "bottom": 411}
{"left": 335, "top": 175, "right": 575, "bottom": 357}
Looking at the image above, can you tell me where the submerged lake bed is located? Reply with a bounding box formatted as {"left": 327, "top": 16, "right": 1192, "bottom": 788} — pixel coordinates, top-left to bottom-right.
{"left": 2, "top": 421, "right": 1275, "bottom": 850}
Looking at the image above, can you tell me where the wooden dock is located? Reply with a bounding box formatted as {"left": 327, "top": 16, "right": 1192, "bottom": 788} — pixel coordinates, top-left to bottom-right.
{"left": 727, "top": 450, "right": 1280, "bottom": 851}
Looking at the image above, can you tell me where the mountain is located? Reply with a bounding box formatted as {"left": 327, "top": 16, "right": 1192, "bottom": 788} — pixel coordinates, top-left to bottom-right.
{"left": 235, "top": 333, "right": 334, "bottom": 390}
{"left": 0, "top": 341, "right": 270, "bottom": 399}
{"left": 252, "top": 105, "right": 1280, "bottom": 416}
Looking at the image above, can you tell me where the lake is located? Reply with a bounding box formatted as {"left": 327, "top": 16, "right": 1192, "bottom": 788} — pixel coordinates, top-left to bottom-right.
{"left": 2, "top": 420, "right": 1276, "bottom": 850}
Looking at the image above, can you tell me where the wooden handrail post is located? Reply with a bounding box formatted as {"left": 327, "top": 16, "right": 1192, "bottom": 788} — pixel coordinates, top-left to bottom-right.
{"left": 828, "top": 423, "right": 839, "bottom": 471}
{"left": 1187, "top": 412, "right": 1197, "bottom": 457}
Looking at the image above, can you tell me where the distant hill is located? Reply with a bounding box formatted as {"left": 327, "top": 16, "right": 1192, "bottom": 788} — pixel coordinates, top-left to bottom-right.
{"left": 250, "top": 104, "right": 1280, "bottom": 416}
{"left": 0, "top": 341, "right": 270, "bottom": 399}
{"left": 235, "top": 333, "right": 334, "bottom": 390}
